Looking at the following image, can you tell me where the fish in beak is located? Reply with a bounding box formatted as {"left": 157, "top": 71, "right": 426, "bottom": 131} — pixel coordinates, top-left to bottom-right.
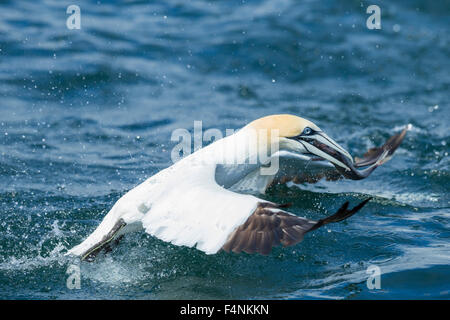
{"left": 293, "top": 128, "right": 354, "bottom": 172}
{"left": 292, "top": 126, "right": 409, "bottom": 180}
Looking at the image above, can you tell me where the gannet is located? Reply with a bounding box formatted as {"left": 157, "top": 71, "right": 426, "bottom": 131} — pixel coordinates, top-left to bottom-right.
{"left": 67, "top": 114, "right": 408, "bottom": 260}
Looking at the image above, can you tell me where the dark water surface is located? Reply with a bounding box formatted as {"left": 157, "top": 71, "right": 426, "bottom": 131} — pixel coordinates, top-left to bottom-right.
{"left": 0, "top": 0, "right": 449, "bottom": 299}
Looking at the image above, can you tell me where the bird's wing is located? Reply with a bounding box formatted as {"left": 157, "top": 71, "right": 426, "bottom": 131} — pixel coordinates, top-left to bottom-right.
{"left": 141, "top": 160, "right": 370, "bottom": 255}
{"left": 141, "top": 162, "right": 260, "bottom": 254}
{"left": 227, "top": 151, "right": 342, "bottom": 194}
{"left": 225, "top": 152, "right": 341, "bottom": 194}
{"left": 222, "top": 198, "right": 370, "bottom": 255}
{"left": 272, "top": 151, "right": 343, "bottom": 184}
{"left": 353, "top": 126, "right": 409, "bottom": 168}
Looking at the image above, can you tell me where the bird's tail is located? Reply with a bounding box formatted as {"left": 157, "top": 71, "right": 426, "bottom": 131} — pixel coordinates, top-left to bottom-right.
{"left": 66, "top": 216, "right": 127, "bottom": 262}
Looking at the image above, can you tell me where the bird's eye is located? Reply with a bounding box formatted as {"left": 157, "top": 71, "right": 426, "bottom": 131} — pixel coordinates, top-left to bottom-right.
{"left": 303, "top": 127, "right": 313, "bottom": 135}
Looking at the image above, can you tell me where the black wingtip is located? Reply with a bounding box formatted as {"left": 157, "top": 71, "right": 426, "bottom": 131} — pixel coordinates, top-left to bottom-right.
{"left": 354, "top": 126, "right": 408, "bottom": 168}
{"left": 309, "top": 197, "right": 372, "bottom": 232}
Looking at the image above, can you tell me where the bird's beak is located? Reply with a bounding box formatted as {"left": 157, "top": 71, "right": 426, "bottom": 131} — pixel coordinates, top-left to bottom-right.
{"left": 297, "top": 132, "right": 354, "bottom": 171}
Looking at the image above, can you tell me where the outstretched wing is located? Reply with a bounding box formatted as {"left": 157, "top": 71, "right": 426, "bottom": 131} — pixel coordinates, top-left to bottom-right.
{"left": 141, "top": 162, "right": 261, "bottom": 254}
{"left": 222, "top": 199, "right": 370, "bottom": 255}
{"left": 354, "top": 126, "right": 409, "bottom": 168}
{"left": 140, "top": 159, "right": 370, "bottom": 255}
{"left": 272, "top": 151, "right": 342, "bottom": 185}
{"left": 225, "top": 152, "right": 342, "bottom": 194}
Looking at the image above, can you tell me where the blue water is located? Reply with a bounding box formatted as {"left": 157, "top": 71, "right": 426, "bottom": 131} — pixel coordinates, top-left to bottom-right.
{"left": 0, "top": 0, "right": 449, "bottom": 299}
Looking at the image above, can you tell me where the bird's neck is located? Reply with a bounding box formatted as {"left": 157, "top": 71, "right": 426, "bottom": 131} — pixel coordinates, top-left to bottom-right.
{"left": 189, "top": 127, "right": 275, "bottom": 167}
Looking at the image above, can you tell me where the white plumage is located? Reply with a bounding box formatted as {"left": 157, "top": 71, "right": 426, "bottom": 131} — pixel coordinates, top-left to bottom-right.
{"left": 68, "top": 130, "right": 263, "bottom": 256}
{"left": 67, "top": 114, "right": 407, "bottom": 259}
